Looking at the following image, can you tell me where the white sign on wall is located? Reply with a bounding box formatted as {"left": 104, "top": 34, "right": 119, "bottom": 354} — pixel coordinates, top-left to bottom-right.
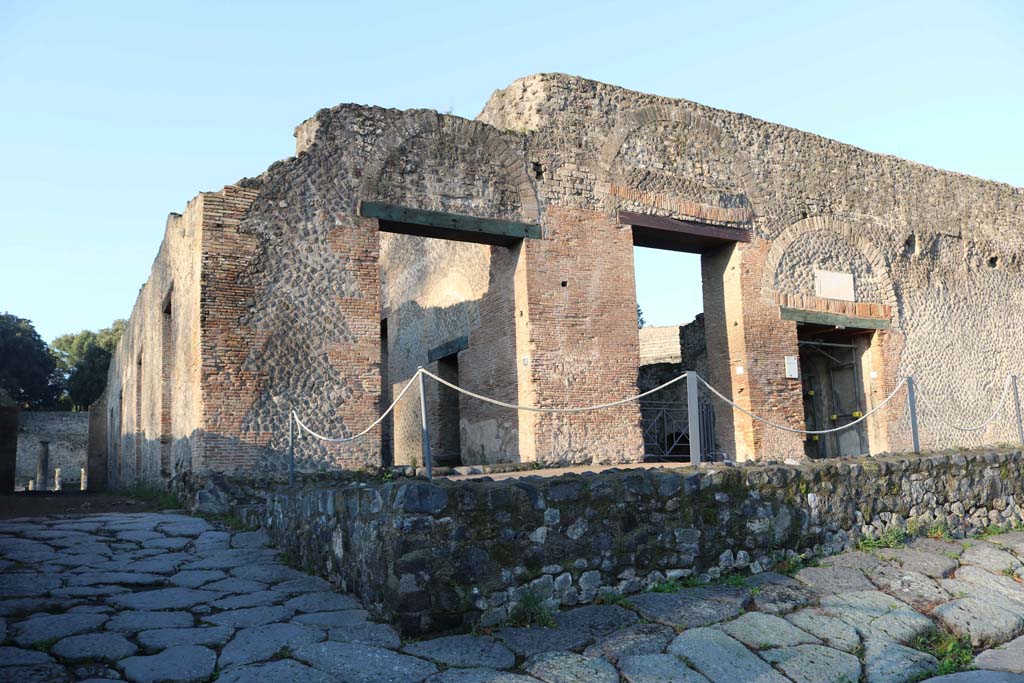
{"left": 814, "top": 269, "right": 855, "bottom": 301}
{"left": 785, "top": 355, "right": 800, "bottom": 379}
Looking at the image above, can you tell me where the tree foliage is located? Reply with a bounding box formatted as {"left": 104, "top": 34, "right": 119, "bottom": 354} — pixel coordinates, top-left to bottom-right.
{"left": 0, "top": 313, "right": 62, "bottom": 409}
{"left": 51, "top": 320, "right": 125, "bottom": 410}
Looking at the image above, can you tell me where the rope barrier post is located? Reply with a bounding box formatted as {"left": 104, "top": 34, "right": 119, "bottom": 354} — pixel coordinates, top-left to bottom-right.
{"left": 686, "top": 372, "right": 701, "bottom": 467}
{"left": 417, "top": 368, "right": 433, "bottom": 481}
{"left": 1013, "top": 375, "right": 1024, "bottom": 448}
{"left": 288, "top": 413, "right": 295, "bottom": 487}
{"left": 907, "top": 376, "right": 921, "bottom": 454}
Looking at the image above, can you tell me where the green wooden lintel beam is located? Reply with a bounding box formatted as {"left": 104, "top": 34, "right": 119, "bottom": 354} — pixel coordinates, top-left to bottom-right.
{"left": 359, "top": 202, "right": 541, "bottom": 246}
{"left": 781, "top": 307, "right": 891, "bottom": 330}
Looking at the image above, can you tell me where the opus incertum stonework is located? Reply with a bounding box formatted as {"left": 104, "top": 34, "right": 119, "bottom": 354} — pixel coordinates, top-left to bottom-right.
{"left": 90, "top": 73, "right": 1024, "bottom": 487}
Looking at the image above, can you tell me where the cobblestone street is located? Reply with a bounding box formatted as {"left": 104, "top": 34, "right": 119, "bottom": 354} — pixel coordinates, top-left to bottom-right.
{"left": 2, "top": 511, "right": 1024, "bottom": 682}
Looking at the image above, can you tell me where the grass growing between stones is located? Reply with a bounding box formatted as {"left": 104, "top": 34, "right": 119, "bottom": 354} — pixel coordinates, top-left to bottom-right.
{"left": 595, "top": 591, "right": 635, "bottom": 609}
{"left": 913, "top": 630, "right": 973, "bottom": 676}
{"left": 856, "top": 528, "right": 906, "bottom": 552}
{"left": 506, "top": 591, "right": 555, "bottom": 628}
{"left": 774, "top": 555, "right": 817, "bottom": 576}
{"left": 124, "top": 484, "right": 182, "bottom": 510}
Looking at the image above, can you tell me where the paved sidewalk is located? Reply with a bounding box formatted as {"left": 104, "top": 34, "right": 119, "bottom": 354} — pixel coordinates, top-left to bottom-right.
{"left": 3, "top": 512, "right": 1024, "bottom": 682}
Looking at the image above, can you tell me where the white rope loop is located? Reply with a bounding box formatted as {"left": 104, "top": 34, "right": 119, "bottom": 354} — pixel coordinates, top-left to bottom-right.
{"left": 915, "top": 374, "right": 1013, "bottom": 433}
{"left": 418, "top": 367, "right": 689, "bottom": 414}
{"left": 697, "top": 375, "right": 908, "bottom": 435}
{"left": 291, "top": 371, "right": 422, "bottom": 443}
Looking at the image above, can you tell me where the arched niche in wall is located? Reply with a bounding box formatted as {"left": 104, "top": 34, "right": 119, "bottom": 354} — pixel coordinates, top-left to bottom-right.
{"left": 762, "top": 216, "right": 897, "bottom": 317}
{"left": 595, "top": 104, "right": 761, "bottom": 225}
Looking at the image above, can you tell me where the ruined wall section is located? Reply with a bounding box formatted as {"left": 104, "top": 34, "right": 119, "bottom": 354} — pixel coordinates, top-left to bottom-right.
{"left": 103, "top": 196, "right": 207, "bottom": 488}
{"left": 481, "top": 73, "right": 1024, "bottom": 458}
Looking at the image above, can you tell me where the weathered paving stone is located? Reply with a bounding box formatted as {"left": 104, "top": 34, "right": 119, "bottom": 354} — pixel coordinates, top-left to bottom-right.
{"left": 0, "top": 645, "right": 56, "bottom": 665}
{"left": 820, "top": 551, "right": 881, "bottom": 571}
{"left": 202, "top": 577, "right": 266, "bottom": 594}
{"left": 201, "top": 604, "right": 294, "bottom": 628}
{"left": 794, "top": 565, "right": 875, "bottom": 593}
{"left": 230, "top": 563, "right": 306, "bottom": 584}
{"left": 0, "top": 616, "right": 7, "bottom": 642}
{"left": 0, "top": 597, "right": 65, "bottom": 617}
{"left": 159, "top": 520, "right": 212, "bottom": 538}
{"left": 293, "top": 609, "right": 370, "bottom": 627}
{"left": 209, "top": 589, "right": 284, "bottom": 610}
{"left": 168, "top": 570, "right": 225, "bottom": 588}
{"left": 631, "top": 587, "right": 748, "bottom": 629}
{"left": 0, "top": 662, "right": 70, "bottom": 682}
{"left": 988, "top": 531, "right": 1024, "bottom": 558}
{"left": 954, "top": 565, "right": 1024, "bottom": 606}
{"left": 272, "top": 576, "right": 334, "bottom": 595}
{"left": 51, "top": 632, "right": 138, "bottom": 662}
{"left": 0, "top": 573, "right": 61, "bottom": 597}
{"left": 403, "top": 634, "right": 516, "bottom": 669}
{"left": 960, "top": 542, "right": 1023, "bottom": 574}
{"left": 667, "top": 628, "right": 789, "bottom": 683}
{"left": 760, "top": 644, "right": 861, "bottom": 683}
{"left": 522, "top": 651, "right": 619, "bottom": 683}
{"left": 494, "top": 625, "right": 592, "bottom": 656}
{"left": 285, "top": 591, "right": 362, "bottom": 613}
{"left": 820, "top": 591, "right": 934, "bottom": 644}
{"left": 66, "top": 571, "right": 167, "bottom": 587}
{"left": 107, "top": 587, "right": 222, "bottom": 611}
{"left": 554, "top": 604, "right": 639, "bottom": 638}
{"left": 862, "top": 637, "right": 937, "bottom": 683}
{"left": 52, "top": 584, "right": 131, "bottom": 598}
{"left": 230, "top": 530, "right": 270, "bottom": 548}
{"left": 924, "top": 673, "right": 1024, "bottom": 683}
{"left": 582, "top": 623, "right": 675, "bottom": 663}
{"left": 715, "top": 612, "right": 821, "bottom": 649}
{"left": 75, "top": 664, "right": 124, "bottom": 680}
{"left": 119, "top": 644, "right": 217, "bottom": 683}
{"left": 328, "top": 622, "right": 401, "bottom": 649}
{"left": 785, "top": 609, "right": 861, "bottom": 653}
{"left": 116, "top": 530, "right": 164, "bottom": 543}
{"left": 867, "top": 564, "right": 950, "bottom": 611}
{"left": 974, "top": 633, "right": 1024, "bottom": 673}
{"left": 932, "top": 598, "right": 1024, "bottom": 647}
{"left": 137, "top": 626, "right": 234, "bottom": 651}
{"left": 293, "top": 640, "right": 437, "bottom": 683}
{"left": 219, "top": 622, "right": 326, "bottom": 668}
{"left": 142, "top": 537, "right": 191, "bottom": 551}
{"left": 617, "top": 654, "right": 711, "bottom": 683}
{"left": 746, "top": 572, "right": 817, "bottom": 615}
{"left": 216, "top": 659, "right": 338, "bottom": 683}
{"left": 878, "top": 548, "right": 958, "bottom": 578}
{"left": 180, "top": 549, "right": 279, "bottom": 571}
{"left": 105, "top": 610, "right": 194, "bottom": 633}
{"left": 12, "top": 611, "right": 107, "bottom": 647}
{"left": 424, "top": 669, "right": 543, "bottom": 683}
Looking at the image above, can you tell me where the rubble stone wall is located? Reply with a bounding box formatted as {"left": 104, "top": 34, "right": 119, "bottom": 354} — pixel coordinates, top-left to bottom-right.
{"left": 259, "top": 449, "right": 1024, "bottom": 635}
{"left": 15, "top": 411, "right": 88, "bottom": 488}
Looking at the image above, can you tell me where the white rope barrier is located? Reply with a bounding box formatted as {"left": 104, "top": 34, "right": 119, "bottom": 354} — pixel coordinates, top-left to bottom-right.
{"left": 291, "top": 372, "right": 422, "bottom": 443}
{"left": 915, "top": 375, "right": 1013, "bottom": 433}
{"left": 418, "top": 367, "right": 690, "bottom": 413}
{"left": 697, "top": 375, "right": 908, "bottom": 435}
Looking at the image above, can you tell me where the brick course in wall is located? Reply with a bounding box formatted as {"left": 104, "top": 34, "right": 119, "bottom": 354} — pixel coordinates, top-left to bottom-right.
{"left": 95, "top": 74, "right": 1024, "bottom": 483}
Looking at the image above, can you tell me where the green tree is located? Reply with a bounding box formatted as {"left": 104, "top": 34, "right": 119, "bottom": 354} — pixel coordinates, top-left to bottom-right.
{"left": 637, "top": 303, "right": 646, "bottom": 329}
{"left": 51, "top": 319, "right": 125, "bottom": 410}
{"left": 0, "top": 313, "right": 62, "bottom": 409}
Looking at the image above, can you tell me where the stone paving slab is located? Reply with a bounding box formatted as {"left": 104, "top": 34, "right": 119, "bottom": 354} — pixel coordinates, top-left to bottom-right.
{"left": 6, "top": 510, "right": 1024, "bottom": 683}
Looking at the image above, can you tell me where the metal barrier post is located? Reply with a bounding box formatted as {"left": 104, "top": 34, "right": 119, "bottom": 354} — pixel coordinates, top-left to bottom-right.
{"left": 288, "top": 414, "right": 295, "bottom": 487}
{"left": 907, "top": 377, "right": 921, "bottom": 454}
{"left": 418, "top": 368, "right": 432, "bottom": 480}
{"left": 1013, "top": 375, "right": 1024, "bottom": 448}
{"left": 686, "top": 371, "right": 702, "bottom": 467}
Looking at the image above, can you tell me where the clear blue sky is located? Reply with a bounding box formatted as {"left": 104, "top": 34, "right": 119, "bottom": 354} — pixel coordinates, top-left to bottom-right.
{"left": 2, "top": 1, "right": 1021, "bottom": 341}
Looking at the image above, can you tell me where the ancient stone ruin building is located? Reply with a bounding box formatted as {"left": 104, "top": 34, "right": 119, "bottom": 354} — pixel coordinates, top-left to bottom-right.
{"left": 91, "top": 74, "right": 1024, "bottom": 487}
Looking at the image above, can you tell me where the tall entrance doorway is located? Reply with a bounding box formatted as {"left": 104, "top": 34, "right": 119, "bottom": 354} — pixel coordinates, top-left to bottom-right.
{"left": 797, "top": 324, "right": 874, "bottom": 458}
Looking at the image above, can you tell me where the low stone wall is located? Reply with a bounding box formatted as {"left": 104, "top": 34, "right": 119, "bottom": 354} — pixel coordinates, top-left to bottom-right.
{"left": 16, "top": 411, "right": 89, "bottom": 489}
{"left": 255, "top": 448, "right": 1024, "bottom": 636}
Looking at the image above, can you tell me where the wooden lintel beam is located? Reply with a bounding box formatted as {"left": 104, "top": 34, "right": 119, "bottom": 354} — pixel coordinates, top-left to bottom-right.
{"left": 360, "top": 202, "right": 541, "bottom": 245}
{"left": 618, "top": 210, "right": 751, "bottom": 244}
{"left": 781, "top": 307, "right": 891, "bottom": 330}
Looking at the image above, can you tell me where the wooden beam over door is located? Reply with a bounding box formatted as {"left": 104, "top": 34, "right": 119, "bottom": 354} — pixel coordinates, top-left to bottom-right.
{"left": 619, "top": 210, "right": 750, "bottom": 253}
{"left": 360, "top": 202, "right": 542, "bottom": 246}
{"left": 781, "top": 307, "right": 891, "bottom": 330}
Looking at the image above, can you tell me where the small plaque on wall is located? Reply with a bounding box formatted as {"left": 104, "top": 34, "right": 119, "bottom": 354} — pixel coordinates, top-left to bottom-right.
{"left": 785, "top": 355, "right": 800, "bottom": 379}
{"left": 814, "top": 269, "right": 855, "bottom": 301}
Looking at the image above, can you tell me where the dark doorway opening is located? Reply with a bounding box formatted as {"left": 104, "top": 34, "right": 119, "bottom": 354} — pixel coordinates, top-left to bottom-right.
{"left": 380, "top": 319, "right": 392, "bottom": 467}
{"left": 435, "top": 352, "right": 462, "bottom": 466}
{"left": 797, "top": 324, "right": 873, "bottom": 458}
